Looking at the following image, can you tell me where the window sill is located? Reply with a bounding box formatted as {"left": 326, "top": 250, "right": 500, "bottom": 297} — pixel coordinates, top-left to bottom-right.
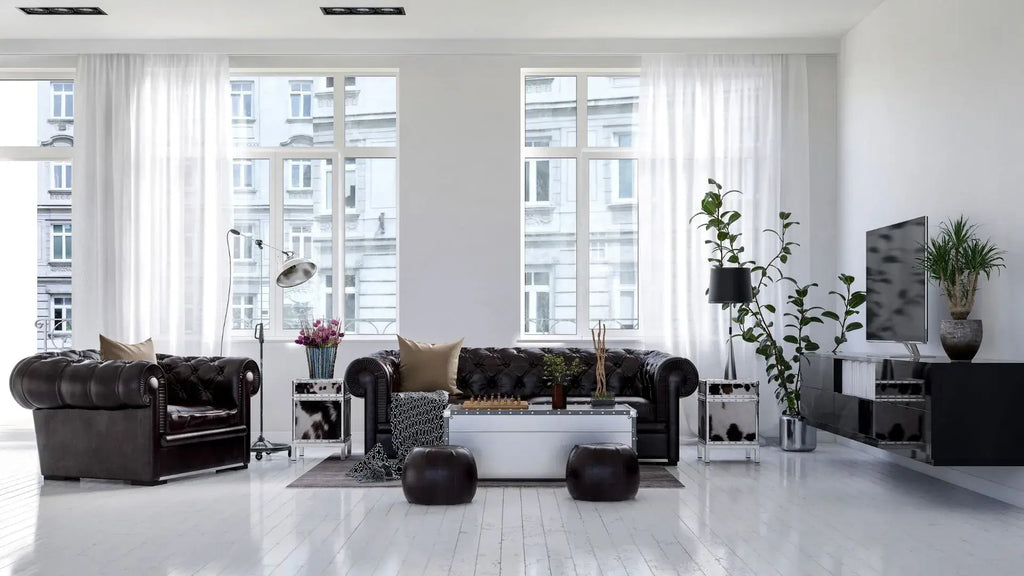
{"left": 47, "top": 118, "right": 74, "bottom": 124}
{"left": 286, "top": 117, "right": 313, "bottom": 123}
{"left": 232, "top": 117, "right": 256, "bottom": 124}
{"left": 525, "top": 202, "right": 555, "bottom": 210}
{"left": 233, "top": 187, "right": 257, "bottom": 194}
{"left": 48, "top": 260, "right": 71, "bottom": 265}
{"left": 608, "top": 199, "right": 637, "bottom": 209}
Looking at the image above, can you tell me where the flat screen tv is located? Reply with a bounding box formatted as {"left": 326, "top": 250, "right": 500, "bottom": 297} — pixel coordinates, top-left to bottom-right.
{"left": 865, "top": 216, "right": 929, "bottom": 343}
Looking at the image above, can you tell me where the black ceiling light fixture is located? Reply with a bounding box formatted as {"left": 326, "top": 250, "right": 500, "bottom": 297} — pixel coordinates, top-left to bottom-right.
{"left": 18, "top": 6, "right": 107, "bottom": 14}
{"left": 320, "top": 6, "right": 406, "bottom": 15}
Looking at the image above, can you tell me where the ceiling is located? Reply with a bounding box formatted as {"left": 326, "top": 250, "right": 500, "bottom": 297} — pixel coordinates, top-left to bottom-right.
{"left": 0, "top": 0, "right": 886, "bottom": 41}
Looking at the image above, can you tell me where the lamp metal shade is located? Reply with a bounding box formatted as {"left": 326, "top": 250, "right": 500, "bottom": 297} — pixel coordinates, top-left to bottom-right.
{"left": 276, "top": 257, "right": 318, "bottom": 288}
{"left": 708, "top": 267, "right": 753, "bottom": 304}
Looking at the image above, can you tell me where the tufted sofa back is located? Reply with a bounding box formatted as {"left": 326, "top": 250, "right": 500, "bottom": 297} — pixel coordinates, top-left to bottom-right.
{"left": 374, "top": 347, "right": 655, "bottom": 399}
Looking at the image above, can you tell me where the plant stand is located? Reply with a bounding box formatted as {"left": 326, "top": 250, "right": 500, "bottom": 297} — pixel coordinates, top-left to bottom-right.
{"left": 291, "top": 378, "right": 352, "bottom": 460}
{"left": 697, "top": 379, "right": 760, "bottom": 464}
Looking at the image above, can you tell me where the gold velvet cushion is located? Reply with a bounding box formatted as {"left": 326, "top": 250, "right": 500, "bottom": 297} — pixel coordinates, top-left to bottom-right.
{"left": 99, "top": 335, "right": 158, "bottom": 363}
{"left": 397, "top": 335, "right": 463, "bottom": 394}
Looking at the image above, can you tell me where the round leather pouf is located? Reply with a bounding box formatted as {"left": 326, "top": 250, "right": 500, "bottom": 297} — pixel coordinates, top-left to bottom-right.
{"left": 402, "top": 445, "right": 478, "bottom": 505}
{"left": 565, "top": 443, "right": 639, "bottom": 502}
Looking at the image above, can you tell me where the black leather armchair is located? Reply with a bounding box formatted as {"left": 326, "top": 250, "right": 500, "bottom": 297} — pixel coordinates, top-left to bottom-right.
{"left": 345, "top": 347, "right": 698, "bottom": 465}
{"left": 9, "top": 350, "right": 260, "bottom": 485}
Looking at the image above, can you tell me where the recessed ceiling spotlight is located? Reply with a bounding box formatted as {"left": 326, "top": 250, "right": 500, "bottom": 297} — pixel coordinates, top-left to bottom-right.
{"left": 18, "top": 6, "right": 107, "bottom": 15}
{"left": 320, "top": 6, "right": 406, "bottom": 16}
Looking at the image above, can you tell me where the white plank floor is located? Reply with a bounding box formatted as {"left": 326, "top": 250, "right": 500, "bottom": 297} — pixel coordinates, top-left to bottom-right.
{"left": 1, "top": 433, "right": 1024, "bottom": 576}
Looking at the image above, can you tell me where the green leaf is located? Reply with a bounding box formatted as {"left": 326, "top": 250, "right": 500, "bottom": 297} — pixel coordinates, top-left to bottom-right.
{"left": 783, "top": 335, "right": 799, "bottom": 345}
{"left": 846, "top": 322, "right": 864, "bottom": 332}
{"left": 805, "top": 342, "right": 820, "bottom": 352}
{"left": 848, "top": 292, "right": 867, "bottom": 308}
{"left": 780, "top": 211, "right": 792, "bottom": 220}
{"left": 821, "top": 311, "right": 840, "bottom": 322}
{"left": 834, "top": 336, "right": 844, "bottom": 346}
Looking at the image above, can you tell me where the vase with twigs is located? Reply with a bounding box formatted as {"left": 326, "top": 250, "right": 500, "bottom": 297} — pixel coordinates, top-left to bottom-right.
{"left": 590, "top": 321, "right": 615, "bottom": 407}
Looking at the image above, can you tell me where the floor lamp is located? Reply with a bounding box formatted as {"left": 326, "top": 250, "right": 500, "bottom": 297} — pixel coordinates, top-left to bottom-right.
{"left": 708, "top": 267, "right": 753, "bottom": 381}
{"left": 223, "top": 228, "right": 318, "bottom": 461}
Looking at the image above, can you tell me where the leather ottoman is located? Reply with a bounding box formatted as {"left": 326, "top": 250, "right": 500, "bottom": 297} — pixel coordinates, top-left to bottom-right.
{"left": 402, "top": 445, "right": 478, "bottom": 505}
{"left": 565, "top": 443, "right": 639, "bottom": 501}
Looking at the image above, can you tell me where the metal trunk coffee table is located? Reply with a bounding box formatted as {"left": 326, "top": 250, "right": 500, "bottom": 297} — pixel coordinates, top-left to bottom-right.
{"left": 443, "top": 402, "right": 637, "bottom": 480}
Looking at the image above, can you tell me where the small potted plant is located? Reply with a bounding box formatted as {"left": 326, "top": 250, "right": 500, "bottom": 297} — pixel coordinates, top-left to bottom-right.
{"left": 295, "top": 318, "right": 345, "bottom": 379}
{"left": 919, "top": 216, "right": 1005, "bottom": 361}
{"left": 542, "top": 355, "right": 583, "bottom": 410}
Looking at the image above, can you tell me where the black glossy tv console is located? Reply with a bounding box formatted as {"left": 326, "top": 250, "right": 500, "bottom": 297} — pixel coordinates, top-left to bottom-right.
{"left": 802, "top": 353, "right": 1024, "bottom": 466}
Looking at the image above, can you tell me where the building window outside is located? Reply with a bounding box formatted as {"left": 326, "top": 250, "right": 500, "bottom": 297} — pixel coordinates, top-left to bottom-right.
{"left": 290, "top": 80, "right": 313, "bottom": 119}
{"left": 524, "top": 271, "right": 552, "bottom": 334}
{"left": 232, "top": 294, "right": 256, "bottom": 329}
{"left": 233, "top": 159, "right": 254, "bottom": 191}
{"left": 51, "top": 82, "right": 74, "bottom": 119}
{"left": 345, "top": 158, "right": 357, "bottom": 209}
{"left": 232, "top": 223, "right": 255, "bottom": 260}
{"left": 287, "top": 224, "right": 313, "bottom": 259}
{"left": 524, "top": 160, "right": 551, "bottom": 203}
{"left": 51, "top": 223, "right": 72, "bottom": 262}
{"left": 51, "top": 162, "right": 72, "bottom": 191}
{"left": 52, "top": 296, "right": 72, "bottom": 333}
{"left": 287, "top": 160, "right": 312, "bottom": 189}
{"left": 231, "top": 81, "right": 254, "bottom": 119}
{"left": 522, "top": 71, "right": 639, "bottom": 337}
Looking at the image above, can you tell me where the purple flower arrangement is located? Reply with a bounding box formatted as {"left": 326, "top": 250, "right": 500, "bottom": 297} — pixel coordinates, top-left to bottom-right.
{"left": 295, "top": 318, "right": 344, "bottom": 348}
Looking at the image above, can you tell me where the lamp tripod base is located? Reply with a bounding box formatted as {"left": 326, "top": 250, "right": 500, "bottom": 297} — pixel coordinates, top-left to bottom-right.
{"left": 251, "top": 435, "right": 291, "bottom": 461}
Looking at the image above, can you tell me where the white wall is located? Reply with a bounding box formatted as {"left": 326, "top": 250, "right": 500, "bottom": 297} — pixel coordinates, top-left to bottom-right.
{"left": 227, "top": 52, "right": 840, "bottom": 445}
{"left": 837, "top": 0, "right": 1024, "bottom": 501}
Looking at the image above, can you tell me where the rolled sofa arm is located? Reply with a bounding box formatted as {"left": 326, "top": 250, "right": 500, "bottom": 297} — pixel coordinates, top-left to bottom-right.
{"left": 157, "top": 356, "right": 262, "bottom": 408}
{"left": 643, "top": 351, "right": 699, "bottom": 419}
{"left": 10, "top": 353, "right": 163, "bottom": 410}
{"left": 344, "top": 351, "right": 399, "bottom": 398}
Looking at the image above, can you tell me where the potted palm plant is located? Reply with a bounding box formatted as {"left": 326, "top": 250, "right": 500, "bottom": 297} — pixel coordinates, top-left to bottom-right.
{"left": 919, "top": 216, "right": 1005, "bottom": 361}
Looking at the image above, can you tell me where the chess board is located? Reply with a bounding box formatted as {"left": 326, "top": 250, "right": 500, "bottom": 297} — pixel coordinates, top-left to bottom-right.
{"left": 461, "top": 396, "right": 530, "bottom": 410}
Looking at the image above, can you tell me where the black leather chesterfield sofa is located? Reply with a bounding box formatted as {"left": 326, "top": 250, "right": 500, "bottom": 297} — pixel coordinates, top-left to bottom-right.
{"left": 345, "top": 347, "right": 698, "bottom": 465}
{"left": 10, "top": 350, "right": 260, "bottom": 485}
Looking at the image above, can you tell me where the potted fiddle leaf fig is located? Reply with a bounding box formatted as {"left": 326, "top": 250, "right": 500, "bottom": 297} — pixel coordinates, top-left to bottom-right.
{"left": 919, "top": 216, "right": 1005, "bottom": 361}
{"left": 692, "top": 179, "right": 866, "bottom": 452}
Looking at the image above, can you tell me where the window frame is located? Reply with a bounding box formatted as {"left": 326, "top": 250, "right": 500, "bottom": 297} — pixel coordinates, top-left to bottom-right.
{"left": 229, "top": 69, "right": 399, "bottom": 340}
{"left": 50, "top": 222, "right": 72, "bottom": 262}
{"left": 520, "top": 68, "right": 641, "bottom": 341}
{"left": 289, "top": 80, "right": 313, "bottom": 119}
{"left": 51, "top": 161, "right": 72, "bottom": 191}
{"left": 51, "top": 295, "right": 72, "bottom": 334}
{"left": 51, "top": 81, "right": 74, "bottom": 120}
{"left": 231, "top": 81, "right": 254, "bottom": 120}
{"left": 232, "top": 159, "right": 254, "bottom": 191}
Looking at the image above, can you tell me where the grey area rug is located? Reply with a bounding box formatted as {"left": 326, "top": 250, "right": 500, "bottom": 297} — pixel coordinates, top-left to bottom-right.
{"left": 287, "top": 456, "right": 684, "bottom": 489}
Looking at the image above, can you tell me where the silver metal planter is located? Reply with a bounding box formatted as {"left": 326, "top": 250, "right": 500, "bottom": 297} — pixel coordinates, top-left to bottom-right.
{"left": 779, "top": 415, "right": 817, "bottom": 452}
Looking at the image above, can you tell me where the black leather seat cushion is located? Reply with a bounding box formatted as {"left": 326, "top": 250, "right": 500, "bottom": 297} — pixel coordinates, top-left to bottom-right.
{"left": 167, "top": 405, "right": 239, "bottom": 433}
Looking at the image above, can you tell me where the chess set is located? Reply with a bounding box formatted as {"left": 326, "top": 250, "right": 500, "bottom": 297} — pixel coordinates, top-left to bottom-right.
{"left": 461, "top": 395, "right": 530, "bottom": 410}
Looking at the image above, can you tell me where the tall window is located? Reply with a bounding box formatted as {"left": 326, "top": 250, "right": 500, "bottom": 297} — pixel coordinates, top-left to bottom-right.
{"left": 52, "top": 162, "right": 72, "bottom": 190}
{"left": 289, "top": 81, "right": 313, "bottom": 119}
{"left": 230, "top": 73, "right": 397, "bottom": 336}
{"left": 287, "top": 160, "right": 312, "bottom": 189}
{"left": 52, "top": 296, "right": 72, "bottom": 332}
{"left": 232, "top": 159, "right": 253, "bottom": 191}
{"left": 51, "top": 82, "right": 73, "bottom": 119}
{"left": 523, "top": 72, "right": 640, "bottom": 336}
{"left": 232, "top": 294, "right": 256, "bottom": 329}
{"left": 232, "top": 223, "right": 255, "bottom": 260}
{"left": 51, "top": 223, "right": 72, "bottom": 261}
{"left": 231, "top": 81, "right": 254, "bottom": 119}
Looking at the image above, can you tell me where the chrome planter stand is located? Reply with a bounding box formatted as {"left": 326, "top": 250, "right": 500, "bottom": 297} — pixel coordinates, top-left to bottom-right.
{"left": 779, "top": 414, "right": 817, "bottom": 452}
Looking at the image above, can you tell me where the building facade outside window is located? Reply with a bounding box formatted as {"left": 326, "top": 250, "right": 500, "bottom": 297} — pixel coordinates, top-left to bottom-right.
{"left": 232, "top": 159, "right": 253, "bottom": 191}
{"left": 522, "top": 72, "right": 640, "bottom": 336}
{"left": 230, "top": 74, "right": 398, "bottom": 335}
{"left": 52, "top": 162, "right": 72, "bottom": 191}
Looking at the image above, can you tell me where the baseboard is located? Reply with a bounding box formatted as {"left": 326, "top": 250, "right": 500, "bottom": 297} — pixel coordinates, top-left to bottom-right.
{"left": 836, "top": 436, "right": 1024, "bottom": 509}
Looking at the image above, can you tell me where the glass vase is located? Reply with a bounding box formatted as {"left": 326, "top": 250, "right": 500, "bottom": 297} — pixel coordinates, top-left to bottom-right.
{"left": 306, "top": 346, "right": 338, "bottom": 379}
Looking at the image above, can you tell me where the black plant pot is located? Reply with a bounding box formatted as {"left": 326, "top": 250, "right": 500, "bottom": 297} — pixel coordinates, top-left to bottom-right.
{"left": 940, "top": 319, "right": 983, "bottom": 362}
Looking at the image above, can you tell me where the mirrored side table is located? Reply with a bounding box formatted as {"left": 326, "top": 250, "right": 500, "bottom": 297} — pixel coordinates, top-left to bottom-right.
{"left": 697, "top": 379, "right": 760, "bottom": 464}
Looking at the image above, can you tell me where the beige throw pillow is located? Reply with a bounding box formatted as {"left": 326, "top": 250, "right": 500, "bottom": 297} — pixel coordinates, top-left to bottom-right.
{"left": 100, "top": 335, "right": 158, "bottom": 363}
{"left": 397, "top": 335, "right": 463, "bottom": 394}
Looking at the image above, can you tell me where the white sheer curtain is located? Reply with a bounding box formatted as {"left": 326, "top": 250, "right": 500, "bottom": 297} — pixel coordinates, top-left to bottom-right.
{"left": 639, "top": 54, "right": 811, "bottom": 437}
{"left": 73, "top": 54, "right": 231, "bottom": 356}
